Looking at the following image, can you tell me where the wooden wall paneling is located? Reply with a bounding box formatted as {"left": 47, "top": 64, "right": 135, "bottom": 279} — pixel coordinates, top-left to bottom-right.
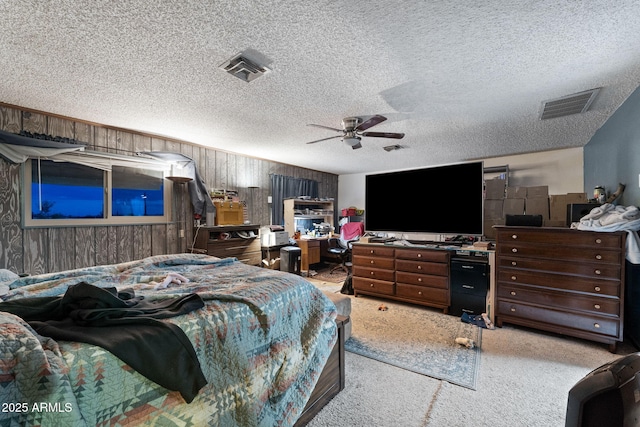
{"left": 23, "top": 228, "right": 47, "bottom": 275}
{"left": 47, "top": 116, "right": 75, "bottom": 139}
{"left": 94, "top": 227, "right": 110, "bottom": 266}
{"left": 116, "top": 130, "right": 133, "bottom": 155}
{"left": 116, "top": 226, "right": 134, "bottom": 263}
{"left": 133, "top": 224, "right": 152, "bottom": 260}
{"left": 48, "top": 227, "right": 76, "bottom": 272}
{"left": 94, "top": 127, "right": 109, "bottom": 153}
{"left": 0, "top": 105, "right": 21, "bottom": 133}
{"left": 74, "top": 227, "right": 96, "bottom": 268}
{"left": 106, "top": 226, "right": 119, "bottom": 265}
{"left": 215, "top": 151, "right": 228, "bottom": 191}
{"left": 74, "top": 121, "right": 94, "bottom": 148}
{"left": 0, "top": 107, "right": 23, "bottom": 272}
{"left": 22, "top": 111, "right": 46, "bottom": 133}
{"left": 166, "top": 222, "right": 179, "bottom": 254}
{"left": 151, "top": 224, "right": 167, "bottom": 255}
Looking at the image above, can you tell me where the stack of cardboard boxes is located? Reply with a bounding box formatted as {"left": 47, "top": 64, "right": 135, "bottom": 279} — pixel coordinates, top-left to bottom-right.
{"left": 483, "top": 177, "right": 588, "bottom": 239}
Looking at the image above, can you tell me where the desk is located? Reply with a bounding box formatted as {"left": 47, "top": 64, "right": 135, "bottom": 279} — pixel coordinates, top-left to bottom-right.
{"left": 297, "top": 237, "right": 330, "bottom": 275}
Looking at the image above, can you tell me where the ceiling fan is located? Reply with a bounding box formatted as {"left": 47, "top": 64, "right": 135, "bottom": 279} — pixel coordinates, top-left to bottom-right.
{"left": 306, "top": 115, "right": 404, "bottom": 150}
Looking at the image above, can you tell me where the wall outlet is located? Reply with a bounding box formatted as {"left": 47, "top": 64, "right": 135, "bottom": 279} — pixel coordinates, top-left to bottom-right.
{"left": 179, "top": 229, "right": 185, "bottom": 238}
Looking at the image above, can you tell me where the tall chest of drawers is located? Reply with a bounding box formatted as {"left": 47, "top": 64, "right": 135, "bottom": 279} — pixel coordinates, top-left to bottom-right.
{"left": 495, "top": 226, "right": 626, "bottom": 352}
{"left": 352, "top": 244, "right": 450, "bottom": 312}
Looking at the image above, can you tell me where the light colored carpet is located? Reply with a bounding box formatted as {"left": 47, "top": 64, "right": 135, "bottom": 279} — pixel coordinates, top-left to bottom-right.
{"left": 307, "top": 279, "right": 637, "bottom": 427}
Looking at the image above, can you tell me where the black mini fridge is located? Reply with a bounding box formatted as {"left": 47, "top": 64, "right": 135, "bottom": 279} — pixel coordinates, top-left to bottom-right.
{"left": 450, "top": 257, "right": 489, "bottom": 316}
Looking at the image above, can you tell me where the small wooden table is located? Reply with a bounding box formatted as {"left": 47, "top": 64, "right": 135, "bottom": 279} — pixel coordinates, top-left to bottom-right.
{"left": 296, "top": 237, "right": 330, "bottom": 275}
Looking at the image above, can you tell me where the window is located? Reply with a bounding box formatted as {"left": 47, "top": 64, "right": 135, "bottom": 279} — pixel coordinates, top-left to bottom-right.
{"left": 24, "top": 159, "right": 171, "bottom": 227}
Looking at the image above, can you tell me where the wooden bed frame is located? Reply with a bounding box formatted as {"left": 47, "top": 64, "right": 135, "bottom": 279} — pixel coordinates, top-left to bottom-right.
{"left": 295, "top": 315, "right": 348, "bottom": 426}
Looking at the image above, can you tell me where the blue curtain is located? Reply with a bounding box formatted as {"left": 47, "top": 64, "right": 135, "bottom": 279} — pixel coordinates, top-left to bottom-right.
{"left": 271, "top": 174, "right": 319, "bottom": 226}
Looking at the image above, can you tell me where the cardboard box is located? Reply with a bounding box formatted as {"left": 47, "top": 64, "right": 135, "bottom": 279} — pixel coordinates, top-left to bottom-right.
{"left": 503, "top": 198, "right": 525, "bottom": 215}
{"left": 526, "top": 186, "right": 549, "bottom": 198}
{"left": 214, "top": 201, "right": 245, "bottom": 225}
{"left": 525, "top": 197, "right": 550, "bottom": 219}
{"left": 484, "top": 199, "right": 504, "bottom": 220}
{"left": 485, "top": 178, "right": 506, "bottom": 199}
{"left": 506, "top": 186, "right": 527, "bottom": 198}
{"left": 483, "top": 219, "right": 504, "bottom": 240}
{"left": 260, "top": 231, "right": 289, "bottom": 247}
{"left": 549, "top": 193, "right": 588, "bottom": 224}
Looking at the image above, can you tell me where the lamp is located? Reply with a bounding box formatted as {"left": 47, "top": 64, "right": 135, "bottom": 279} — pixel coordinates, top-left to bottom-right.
{"left": 343, "top": 136, "right": 361, "bottom": 147}
{"left": 166, "top": 162, "right": 192, "bottom": 183}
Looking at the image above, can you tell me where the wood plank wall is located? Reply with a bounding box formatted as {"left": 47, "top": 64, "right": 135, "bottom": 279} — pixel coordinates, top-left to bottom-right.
{"left": 0, "top": 103, "right": 338, "bottom": 275}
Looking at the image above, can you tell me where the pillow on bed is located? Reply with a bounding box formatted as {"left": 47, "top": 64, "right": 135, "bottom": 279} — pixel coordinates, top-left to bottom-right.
{"left": 0, "top": 269, "right": 19, "bottom": 283}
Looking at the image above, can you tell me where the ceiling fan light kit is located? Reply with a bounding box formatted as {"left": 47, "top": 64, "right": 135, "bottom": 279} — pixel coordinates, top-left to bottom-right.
{"left": 306, "top": 114, "right": 404, "bottom": 150}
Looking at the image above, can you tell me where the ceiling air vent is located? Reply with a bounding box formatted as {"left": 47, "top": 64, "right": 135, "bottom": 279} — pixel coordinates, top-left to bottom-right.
{"left": 540, "top": 88, "right": 600, "bottom": 120}
{"left": 220, "top": 53, "right": 269, "bottom": 83}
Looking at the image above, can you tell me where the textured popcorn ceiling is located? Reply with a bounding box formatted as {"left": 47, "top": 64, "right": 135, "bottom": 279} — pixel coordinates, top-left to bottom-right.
{"left": 1, "top": 1, "right": 640, "bottom": 175}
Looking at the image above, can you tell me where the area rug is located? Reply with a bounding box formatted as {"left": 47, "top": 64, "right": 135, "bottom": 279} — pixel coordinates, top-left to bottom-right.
{"left": 344, "top": 295, "right": 482, "bottom": 390}
{"left": 309, "top": 264, "right": 348, "bottom": 284}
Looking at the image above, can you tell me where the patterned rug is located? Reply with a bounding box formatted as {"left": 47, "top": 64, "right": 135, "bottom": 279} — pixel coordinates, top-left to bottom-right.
{"left": 344, "top": 295, "right": 482, "bottom": 390}
{"left": 308, "top": 264, "right": 348, "bottom": 284}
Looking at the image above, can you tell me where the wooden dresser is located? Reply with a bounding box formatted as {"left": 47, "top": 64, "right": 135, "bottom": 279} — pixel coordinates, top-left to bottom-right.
{"left": 192, "top": 224, "right": 262, "bottom": 266}
{"left": 495, "top": 226, "right": 626, "bottom": 352}
{"left": 352, "top": 244, "right": 451, "bottom": 313}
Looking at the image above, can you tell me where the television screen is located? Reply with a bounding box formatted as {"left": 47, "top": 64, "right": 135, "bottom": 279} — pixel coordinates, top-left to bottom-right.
{"left": 365, "top": 161, "right": 484, "bottom": 236}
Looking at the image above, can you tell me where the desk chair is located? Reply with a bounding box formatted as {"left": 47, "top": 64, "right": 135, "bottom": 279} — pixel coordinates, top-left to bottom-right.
{"left": 327, "top": 222, "right": 364, "bottom": 274}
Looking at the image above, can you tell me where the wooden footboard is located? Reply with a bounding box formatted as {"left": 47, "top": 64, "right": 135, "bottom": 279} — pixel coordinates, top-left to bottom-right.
{"left": 294, "top": 315, "right": 348, "bottom": 426}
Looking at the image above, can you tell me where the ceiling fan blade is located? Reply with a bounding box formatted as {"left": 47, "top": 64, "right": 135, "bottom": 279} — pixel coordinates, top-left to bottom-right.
{"left": 356, "top": 115, "right": 387, "bottom": 131}
{"left": 307, "top": 123, "right": 343, "bottom": 133}
{"left": 361, "top": 131, "right": 405, "bottom": 139}
{"left": 306, "top": 135, "right": 341, "bottom": 144}
{"left": 351, "top": 142, "right": 363, "bottom": 150}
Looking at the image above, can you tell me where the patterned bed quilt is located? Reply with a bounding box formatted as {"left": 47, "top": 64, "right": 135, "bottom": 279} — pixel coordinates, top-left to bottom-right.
{"left": 0, "top": 254, "right": 338, "bottom": 427}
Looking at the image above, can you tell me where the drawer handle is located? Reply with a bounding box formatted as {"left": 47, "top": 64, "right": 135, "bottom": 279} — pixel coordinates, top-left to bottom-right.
{"left": 594, "top": 269, "right": 601, "bottom": 275}
{"left": 511, "top": 261, "right": 517, "bottom": 266}
{"left": 418, "top": 291, "right": 423, "bottom": 295}
{"left": 595, "top": 238, "right": 602, "bottom": 244}
{"left": 370, "top": 260, "right": 375, "bottom": 264}
{"left": 511, "top": 248, "right": 518, "bottom": 253}
{"left": 594, "top": 286, "right": 601, "bottom": 292}
{"left": 511, "top": 275, "right": 517, "bottom": 281}
{"left": 417, "top": 265, "right": 422, "bottom": 270}
{"left": 510, "top": 307, "right": 516, "bottom": 312}
{"left": 370, "top": 283, "right": 375, "bottom": 287}
{"left": 417, "top": 253, "right": 422, "bottom": 258}
{"left": 418, "top": 278, "right": 423, "bottom": 282}
{"left": 594, "top": 323, "right": 600, "bottom": 329}
{"left": 370, "top": 250, "right": 375, "bottom": 254}
{"left": 595, "top": 254, "right": 602, "bottom": 260}
{"left": 511, "top": 234, "right": 518, "bottom": 239}
{"left": 510, "top": 291, "right": 517, "bottom": 296}
{"left": 594, "top": 304, "right": 601, "bottom": 310}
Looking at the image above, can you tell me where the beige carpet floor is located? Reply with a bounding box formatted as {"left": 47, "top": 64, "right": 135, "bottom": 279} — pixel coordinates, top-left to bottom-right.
{"left": 307, "top": 279, "right": 637, "bottom": 427}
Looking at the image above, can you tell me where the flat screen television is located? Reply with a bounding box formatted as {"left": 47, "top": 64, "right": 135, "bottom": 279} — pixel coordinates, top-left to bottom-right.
{"left": 365, "top": 161, "right": 484, "bottom": 236}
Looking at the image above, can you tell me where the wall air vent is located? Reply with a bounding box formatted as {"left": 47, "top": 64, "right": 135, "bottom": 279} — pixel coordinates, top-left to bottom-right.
{"left": 220, "top": 53, "right": 269, "bottom": 83}
{"left": 540, "top": 88, "right": 601, "bottom": 120}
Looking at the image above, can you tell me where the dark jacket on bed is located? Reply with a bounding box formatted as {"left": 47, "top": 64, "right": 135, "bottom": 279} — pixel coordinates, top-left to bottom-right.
{"left": 0, "top": 282, "right": 207, "bottom": 403}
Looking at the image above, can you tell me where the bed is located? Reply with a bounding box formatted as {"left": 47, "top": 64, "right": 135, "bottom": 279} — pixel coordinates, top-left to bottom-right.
{"left": 0, "top": 254, "right": 343, "bottom": 426}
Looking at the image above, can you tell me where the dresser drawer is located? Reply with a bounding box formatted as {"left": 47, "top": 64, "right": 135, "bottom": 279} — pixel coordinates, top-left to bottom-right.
{"left": 396, "top": 259, "right": 448, "bottom": 276}
{"left": 498, "top": 269, "right": 620, "bottom": 296}
{"left": 497, "top": 284, "right": 620, "bottom": 316}
{"left": 497, "top": 228, "right": 623, "bottom": 248}
{"left": 396, "top": 283, "right": 448, "bottom": 305}
{"left": 353, "top": 266, "right": 395, "bottom": 282}
{"left": 352, "top": 255, "right": 395, "bottom": 270}
{"left": 497, "top": 300, "right": 620, "bottom": 339}
{"left": 497, "top": 244, "right": 622, "bottom": 264}
{"left": 353, "top": 277, "right": 395, "bottom": 296}
{"left": 396, "top": 271, "right": 448, "bottom": 289}
{"left": 395, "top": 248, "right": 449, "bottom": 263}
{"left": 498, "top": 257, "right": 622, "bottom": 279}
{"left": 353, "top": 245, "right": 395, "bottom": 258}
